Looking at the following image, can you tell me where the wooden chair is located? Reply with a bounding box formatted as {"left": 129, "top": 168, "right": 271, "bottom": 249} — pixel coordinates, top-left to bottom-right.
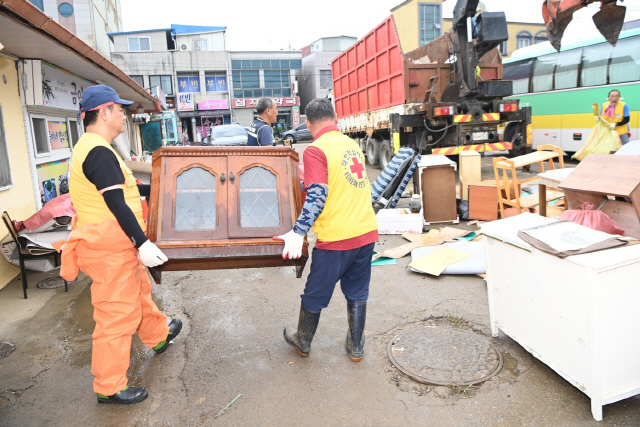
{"left": 492, "top": 144, "right": 565, "bottom": 218}
{"left": 1, "top": 211, "right": 67, "bottom": 299}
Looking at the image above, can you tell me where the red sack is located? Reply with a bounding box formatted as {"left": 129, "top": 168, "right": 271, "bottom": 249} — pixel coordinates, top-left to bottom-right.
{"left": 560, "top": 202, "right": 625, "bottom": 235}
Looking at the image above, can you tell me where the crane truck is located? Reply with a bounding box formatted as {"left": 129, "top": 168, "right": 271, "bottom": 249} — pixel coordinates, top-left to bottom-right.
{"left": 331, "top": 0, "right": 531, "bottom": 169}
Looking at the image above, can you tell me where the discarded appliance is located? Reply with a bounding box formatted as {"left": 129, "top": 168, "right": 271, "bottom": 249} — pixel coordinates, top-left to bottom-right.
{"left": 482, "top": 212, "right": 640, "bottom": 422}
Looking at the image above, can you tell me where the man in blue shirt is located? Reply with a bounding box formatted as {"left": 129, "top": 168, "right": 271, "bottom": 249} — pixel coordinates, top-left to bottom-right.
{"left": 247, "top": 97, "right": 277, "bottom": 146}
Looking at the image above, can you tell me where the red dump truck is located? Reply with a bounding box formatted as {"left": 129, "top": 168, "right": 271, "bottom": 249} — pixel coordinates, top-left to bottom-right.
{"left": 331, "top": 1, "right": 531, "bottom": 169}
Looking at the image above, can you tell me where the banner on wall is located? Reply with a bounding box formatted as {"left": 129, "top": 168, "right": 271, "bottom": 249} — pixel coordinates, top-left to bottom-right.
{"left": 40, "top": 62, "right": 95, "bottom": 110}
{"left": 292, "top": 106, "right": 300, "bottom": 128}
{"left": 178, "top": 93, "right": 194, "bottom": 111}
{"left": 36, "top": 159, "right": 70, "bottom": 205}
{"left": 196, "top": 99, "right": 229, "bottom": 110}
{"left": 177, "top": 77, "right": 201, "bottom": 93}
{"left": 47, "top": 121, "right": 70, "bottom": 150}
{"left": 204, "top": 76, "right": 228, "bottom": 92}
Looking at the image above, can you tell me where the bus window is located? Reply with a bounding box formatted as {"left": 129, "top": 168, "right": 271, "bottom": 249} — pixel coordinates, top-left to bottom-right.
{"left": 581, "top": 43, "right": 613, "bottom": 87}
{"left": 609, "top": 36, "right": 640, "bottom": 84}
{"left": 532, "top": 53, "right": 557, "bottom": 92}
{"left": 503, "top": 59, "right": 532, "bottom": 94}
{"left": 555, "top": 48, "right": 582, "bottom": 90}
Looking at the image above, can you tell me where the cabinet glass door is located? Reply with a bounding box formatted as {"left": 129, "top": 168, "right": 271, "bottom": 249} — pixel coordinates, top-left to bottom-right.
{"left": 162, "top": 159, "right": 228, "bottom": 241}
{"left": 227, "top": 157, "right": 292, "bottom": 238}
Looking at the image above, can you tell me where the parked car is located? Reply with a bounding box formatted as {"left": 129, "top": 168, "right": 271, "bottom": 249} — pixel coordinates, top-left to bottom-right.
{"left": 202, "top": 124, "right": 248, "bottom": 146}
{"left": 282, "top": 123, "right": 312, "bottom": 144}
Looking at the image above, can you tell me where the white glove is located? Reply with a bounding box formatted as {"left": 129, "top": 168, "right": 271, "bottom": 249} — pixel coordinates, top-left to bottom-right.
{"left": 138, "top": 240, "right": 168, "bottom": 267}
{"left": 273, "top": 230, "right": 304, "bottom": 259}
{"left": 609, "top": 123, "right": 616, "bottom": 130}
{"left": 595, "top": 116, "right": 600, "bottom": 122}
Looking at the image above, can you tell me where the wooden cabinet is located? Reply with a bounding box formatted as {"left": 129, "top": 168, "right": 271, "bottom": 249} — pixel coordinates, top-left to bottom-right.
{"left": 147, "top": 146, "right": 308, "bottom": 283}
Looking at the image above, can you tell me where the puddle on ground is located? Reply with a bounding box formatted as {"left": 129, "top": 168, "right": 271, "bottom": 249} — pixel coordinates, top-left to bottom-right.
{"left": 500, "top": 351, "right": 520, "bottom": 378}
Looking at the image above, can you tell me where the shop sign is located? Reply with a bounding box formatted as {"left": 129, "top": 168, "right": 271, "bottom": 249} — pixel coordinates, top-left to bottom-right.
{"left": 232, "top": 96, "right": 300, "bottom": 109}
{"left": 204, "top": 76, "right": 228, "bottom": 92}
{"left": 178, "top": 93, "right": 194, "bottom": 111}
{"left": 40, "top": 62, "right": 95, "bottom": 110}
{"left": 197, "top": 99, "right": 229, "bottom": 110}
{"left": 177, "top": 77, "right": 201, "bottom": 93}
{"left": 292, "top": 106, "right": 300, "bottom": 128}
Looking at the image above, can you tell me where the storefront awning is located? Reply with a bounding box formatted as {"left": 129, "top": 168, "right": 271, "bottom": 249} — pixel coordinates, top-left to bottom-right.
{"left": 0, "top": 0, "right": 160, "bottom": 111}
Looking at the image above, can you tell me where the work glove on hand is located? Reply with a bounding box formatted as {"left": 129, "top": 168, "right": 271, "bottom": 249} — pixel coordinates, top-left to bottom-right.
{"left": 138, "top": 240, "right": 168, "bottom": 267}
{"left": 609, "top": 123, "right": 616, "bottom": 130}
{"left": 273, "top": 230, "right": 304, "bottom": 259}
{"left": 595, "top": 116, "right": 600, "bottom": 122}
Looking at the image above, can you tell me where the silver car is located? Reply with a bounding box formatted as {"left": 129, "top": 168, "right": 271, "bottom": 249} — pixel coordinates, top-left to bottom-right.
{"left": 202, "top": 124, "right": 248, "bottom": 146}
{"left": 282, "top": 123, "right": 312, "bottom": 144}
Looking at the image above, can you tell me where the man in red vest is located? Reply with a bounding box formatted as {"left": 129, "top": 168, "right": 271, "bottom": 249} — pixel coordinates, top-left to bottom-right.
{"left": 275, "top": 98, "right": 378, "bottom": 362}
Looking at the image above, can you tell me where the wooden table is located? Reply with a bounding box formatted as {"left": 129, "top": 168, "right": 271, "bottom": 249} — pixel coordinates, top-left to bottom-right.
{"left": 537, "top": 168, "right": 574, "bottom": 217}
{"left": 493, "top": 144, "right": 565, "bottom": 217}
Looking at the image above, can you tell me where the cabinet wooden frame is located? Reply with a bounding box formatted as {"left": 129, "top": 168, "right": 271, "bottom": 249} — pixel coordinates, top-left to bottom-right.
{"left": 147, "top": 146, "right": 308, "bottom": 283}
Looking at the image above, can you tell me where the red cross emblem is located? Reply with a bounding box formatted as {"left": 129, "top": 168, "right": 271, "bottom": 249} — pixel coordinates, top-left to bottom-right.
{"left": 349, "top": 157, "right": 365, "bottom": 179}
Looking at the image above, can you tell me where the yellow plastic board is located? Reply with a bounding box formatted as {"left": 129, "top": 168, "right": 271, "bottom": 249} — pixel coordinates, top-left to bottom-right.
{"left": 408, "top": 246, "right": 472, "bottom": 276}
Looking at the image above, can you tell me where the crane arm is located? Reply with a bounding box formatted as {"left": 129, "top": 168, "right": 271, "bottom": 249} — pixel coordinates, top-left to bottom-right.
{"left": 543, "top": 0, "right": 626, "bottom": 51}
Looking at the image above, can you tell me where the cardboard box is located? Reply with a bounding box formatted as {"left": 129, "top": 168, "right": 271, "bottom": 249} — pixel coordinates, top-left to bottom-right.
{"left": 468, "top": 182, "right": 499, "bottom": 220}
{"left": 377, "top": 209, "right": 423, "bottom": 235}
{"left": 559, "top": 154, "right": 640, "bottom": 238}
{"left": 459, "top": 151, "right": 481, "bottom": 200}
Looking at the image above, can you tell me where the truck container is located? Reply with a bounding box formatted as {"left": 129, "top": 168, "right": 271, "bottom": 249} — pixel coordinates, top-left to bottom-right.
{"left": 331, "top": 11, "right": 531, "bottom": 169}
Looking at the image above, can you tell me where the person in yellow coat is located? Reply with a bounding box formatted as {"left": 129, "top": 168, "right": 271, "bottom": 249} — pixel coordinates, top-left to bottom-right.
{"left": 599, "top": 89, "right": 631, "bottom": 145}
{"left": 55, "top": 85, "right": 182, "bottom": 405}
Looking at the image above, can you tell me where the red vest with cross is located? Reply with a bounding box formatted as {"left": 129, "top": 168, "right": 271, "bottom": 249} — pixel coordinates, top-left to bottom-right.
{"left": 311, "top": 130, "right": 378, "bottom": 242}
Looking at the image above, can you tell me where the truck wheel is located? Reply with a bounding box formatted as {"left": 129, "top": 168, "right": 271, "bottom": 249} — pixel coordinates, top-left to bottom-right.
{"left": 505, "top": 123, "right": 526, "bottom": 157}
{"left": 380, "top": 140, "right": 393, "bottom": 170}
{"left": 366, "top": 137, "right": 379, "bottom": 166}
{"left": 359, "top": 138, "right": 367, "bottom": 153}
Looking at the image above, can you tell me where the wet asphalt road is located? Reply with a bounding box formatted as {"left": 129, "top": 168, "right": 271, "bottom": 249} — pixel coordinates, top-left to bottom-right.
{"left": 0, "top": 147, "right": 637, "bottom": 427}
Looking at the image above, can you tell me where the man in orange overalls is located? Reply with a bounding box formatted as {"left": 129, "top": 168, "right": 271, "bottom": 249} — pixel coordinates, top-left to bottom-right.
{"left": 55, "top": 85, "right": 182, "bottom": 405}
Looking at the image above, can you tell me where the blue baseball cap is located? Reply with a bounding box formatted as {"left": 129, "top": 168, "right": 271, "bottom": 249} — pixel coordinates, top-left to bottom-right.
{"left": 78, "top": 85, "right": 134, "bottom": 119}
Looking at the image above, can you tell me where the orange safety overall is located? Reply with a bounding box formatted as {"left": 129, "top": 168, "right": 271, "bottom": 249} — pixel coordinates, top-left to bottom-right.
{"left": 54, "top": 133, "right": 168, "bottom": 396}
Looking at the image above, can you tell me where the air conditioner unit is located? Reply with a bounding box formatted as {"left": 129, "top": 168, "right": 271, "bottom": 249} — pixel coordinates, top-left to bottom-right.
{"left": 180, "top": 44, "right": 188, "bottom": 51}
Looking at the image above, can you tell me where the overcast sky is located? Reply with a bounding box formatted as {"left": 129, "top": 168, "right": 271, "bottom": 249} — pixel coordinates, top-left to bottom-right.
{"left": 120, "top": 0, "right": 640, "bottom": 51}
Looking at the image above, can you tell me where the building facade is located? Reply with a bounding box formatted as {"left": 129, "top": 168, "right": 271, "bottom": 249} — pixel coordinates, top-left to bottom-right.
{"left": 29, "top": 0, "right": 123, "bottom": 58}
{"left": 229, "top": 51, "right": 302, "bottom": 135}
{"left": 390, "top": 0, "right": 547, "bottom": 57}
{"left": 0, "top": 0, "right": 159, "bottom": 289}
{"left": 109, "top": 25, "right": 230, "bottom": 143}
{"left": 299, "top": 36, "right": 356, "bottom": 109}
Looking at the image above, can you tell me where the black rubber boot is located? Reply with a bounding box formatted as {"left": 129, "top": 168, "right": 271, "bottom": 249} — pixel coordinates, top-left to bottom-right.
{"left": 283, "top": 303, "right": 321, "bottom": 357}
{"left": 153, "top": 318, "right": 183, "bottom": 354}
{"left": 97, "top": 385, "right": 148, "bottom": 405}
{"left": 346, "top": 301, "right": 367, "bottom": 362}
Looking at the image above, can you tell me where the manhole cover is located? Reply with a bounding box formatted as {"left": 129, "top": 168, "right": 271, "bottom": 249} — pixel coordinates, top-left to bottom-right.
{"left": 37, "top": 276, "right": 78, "bottom": 289}
{"left": 0, "top": 342, "right": 16, "bottom": 360}
{"left": 388, "top": 325, "right": 503, "bottom": 386}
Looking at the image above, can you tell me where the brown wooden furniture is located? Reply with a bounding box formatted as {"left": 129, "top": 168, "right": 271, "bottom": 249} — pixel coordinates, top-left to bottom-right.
{"left": 492, "top": 144, "right": 565, "bottom": 218}
{"left": 147, "top": 146, "right": 308, "bottom": 284}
